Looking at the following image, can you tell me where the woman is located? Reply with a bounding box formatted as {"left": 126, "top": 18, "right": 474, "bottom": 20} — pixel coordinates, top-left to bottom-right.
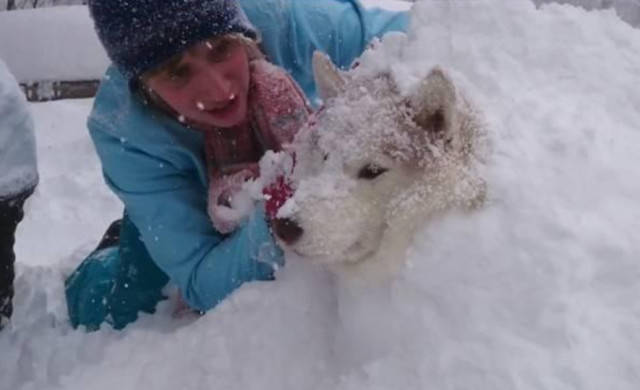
{"left": 66, "top": 0, "right": 408, "bottom": 331}
{"left": 0, "top": 59, "right": 38, "bottom": 330}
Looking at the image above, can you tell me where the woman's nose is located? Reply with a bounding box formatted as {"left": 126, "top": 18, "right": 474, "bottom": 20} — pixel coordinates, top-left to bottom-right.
{"left": 193, "top": 67, "right": 232, "bottom": 104}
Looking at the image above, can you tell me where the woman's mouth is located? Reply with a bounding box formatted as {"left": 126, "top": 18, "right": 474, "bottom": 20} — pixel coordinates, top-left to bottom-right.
{"left": 206, "top": 94, "right": 240, "bottom": 118}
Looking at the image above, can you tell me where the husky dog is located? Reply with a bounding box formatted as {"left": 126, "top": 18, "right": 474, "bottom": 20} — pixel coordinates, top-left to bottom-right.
{"left": 272, "top": 52, "right": 487, "bottom": 281}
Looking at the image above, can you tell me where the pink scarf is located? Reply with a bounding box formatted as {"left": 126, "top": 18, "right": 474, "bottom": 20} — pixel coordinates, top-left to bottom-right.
{"left": 204, "top": 60, "right": 311, "bottom": 233}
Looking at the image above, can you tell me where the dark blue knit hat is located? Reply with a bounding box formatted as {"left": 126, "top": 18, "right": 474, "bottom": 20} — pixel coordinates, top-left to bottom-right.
{"left": 88, "top": 0, "right": 258, "bottom": 83}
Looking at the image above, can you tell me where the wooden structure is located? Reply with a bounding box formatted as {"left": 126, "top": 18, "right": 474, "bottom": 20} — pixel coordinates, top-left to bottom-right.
{"left": 20, "top": 79, "right": 100, "bottom": 102}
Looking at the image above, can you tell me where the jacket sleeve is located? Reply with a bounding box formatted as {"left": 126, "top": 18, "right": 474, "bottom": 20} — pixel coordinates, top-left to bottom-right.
{"left": 240, "top": 0, "right": 409, "bottom": 100}
{"left": 89, "top": 121, "right": 282, "bottom": 312}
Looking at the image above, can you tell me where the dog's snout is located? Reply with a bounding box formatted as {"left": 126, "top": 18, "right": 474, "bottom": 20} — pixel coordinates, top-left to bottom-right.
{"left": 272, "top": 218, "right": 303, "bottom": 245}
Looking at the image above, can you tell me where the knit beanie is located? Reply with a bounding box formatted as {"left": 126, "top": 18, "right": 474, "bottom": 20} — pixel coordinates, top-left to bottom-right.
{"left": 88, "top": 0, "right": 258, "bottom": 84}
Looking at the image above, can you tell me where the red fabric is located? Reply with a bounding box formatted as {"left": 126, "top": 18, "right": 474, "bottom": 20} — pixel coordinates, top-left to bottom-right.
{"left": 204, "top": 60, "right": 311, "bottom": 233}
{"left": 263, "top": 176, "right": 294, "bottom": 220}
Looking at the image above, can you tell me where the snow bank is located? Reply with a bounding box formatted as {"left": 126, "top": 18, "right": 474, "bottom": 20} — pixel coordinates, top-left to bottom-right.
{"left": 3, "top": 0, "right": 640, "bottom": 389}
{"left": 0, "top": 6, "right": 109, "bottom": 82}
{"left": 15, "top": 99, "right": 121, "bottom": 266}
{"left": 331, "top": 1, "right": 640, "bottom": 387}
{"left": 535, "top": 0, "right": 640, "bottom": 27}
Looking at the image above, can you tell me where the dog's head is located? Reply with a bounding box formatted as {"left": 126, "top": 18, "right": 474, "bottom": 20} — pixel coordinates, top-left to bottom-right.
{"left": 272, "top": 52, "right": 486, "bottom": 275}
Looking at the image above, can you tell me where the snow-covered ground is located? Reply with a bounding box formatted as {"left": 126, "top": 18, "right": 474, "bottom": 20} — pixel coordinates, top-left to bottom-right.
{"left": 3, "top": 0, "right": 640, "bottom": 389}
{"left": 14, "top": 99, "right": 121, "bottom": 266}
{"left": 535, "top": 0, "right": 640, "bottom": 27}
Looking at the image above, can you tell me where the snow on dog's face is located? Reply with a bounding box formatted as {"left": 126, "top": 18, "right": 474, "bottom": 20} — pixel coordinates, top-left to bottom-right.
{"left": 273, "top": 52, "right": 486, "bottom": 278}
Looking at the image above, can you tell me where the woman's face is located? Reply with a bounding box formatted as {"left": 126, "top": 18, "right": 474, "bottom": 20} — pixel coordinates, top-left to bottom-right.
{"left": 144, "top": 36, "right": 251, "bottom": 129}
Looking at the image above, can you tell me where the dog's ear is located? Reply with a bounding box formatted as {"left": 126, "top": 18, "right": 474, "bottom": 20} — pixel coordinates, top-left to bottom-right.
{"left": 409, "top": 67, "right": 457, "bottom": 144}
{"left": 312, "top": 51, "right": 346, "bottom": 102}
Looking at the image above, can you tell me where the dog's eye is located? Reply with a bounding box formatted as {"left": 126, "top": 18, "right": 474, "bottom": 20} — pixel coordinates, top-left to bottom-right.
{"left": 357, "top": 164, "right": 388, "bottom": 180}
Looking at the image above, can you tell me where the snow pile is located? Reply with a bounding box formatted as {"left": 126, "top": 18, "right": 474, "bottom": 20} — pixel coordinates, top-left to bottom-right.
{"left": 15, "top": 99, "right": 121, "bottom": 266}
{"left": 0, "top": 6, "right": 109, "bottom": 82}
{"left": 535, "top": 0, "right": 640, "bottom": 27}
{"left": 294, "top": 1, "right": 640, "bottom": 387}
{"left": 0, "top": 60, "right": 38, "bottom": 196}
{"left": 2, "top": 0, "right": 640, "bottom": 389}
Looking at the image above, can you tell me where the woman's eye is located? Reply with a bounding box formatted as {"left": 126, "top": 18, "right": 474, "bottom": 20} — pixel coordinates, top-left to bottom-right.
{"left": 167, "top": 66, "right": 189, "bottom": 82}
{"left": 357, "top": 164, "right": 388, "bottom": 180}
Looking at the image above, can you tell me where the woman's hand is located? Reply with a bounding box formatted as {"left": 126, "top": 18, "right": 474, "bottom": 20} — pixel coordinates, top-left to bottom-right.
{"left": 208, "top": 166, "right": 258, "bottom": 234}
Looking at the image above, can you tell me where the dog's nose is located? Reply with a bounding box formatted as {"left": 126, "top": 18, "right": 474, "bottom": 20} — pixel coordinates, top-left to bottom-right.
{"left": 272, "top": 218, "right": 303, "bottom": 245}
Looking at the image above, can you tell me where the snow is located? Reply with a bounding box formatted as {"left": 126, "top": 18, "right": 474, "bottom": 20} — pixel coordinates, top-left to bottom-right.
{"left": 3, "top": 0, "right": 640, "bottom": 389}
{"left": 535, "top": 0, "right": 640, "bottom": 27}
{"left": 0, "top": 60, "right": 37, "bottom": 197}
{"left": 0, "top": 6, "right": 109, "bottom": 83}
{"left": 14, "top": 99, "right": 121, "bottom": 266}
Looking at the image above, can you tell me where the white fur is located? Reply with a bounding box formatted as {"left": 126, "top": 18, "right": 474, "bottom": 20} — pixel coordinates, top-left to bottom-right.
{"left": 278, "top": 52, "right": 488, "bottom": 283}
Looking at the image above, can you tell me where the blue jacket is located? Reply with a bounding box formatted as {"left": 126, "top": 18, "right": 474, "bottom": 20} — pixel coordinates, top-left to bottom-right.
{"left": 87, "top": 0, "right": 408, "bottom": 312}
